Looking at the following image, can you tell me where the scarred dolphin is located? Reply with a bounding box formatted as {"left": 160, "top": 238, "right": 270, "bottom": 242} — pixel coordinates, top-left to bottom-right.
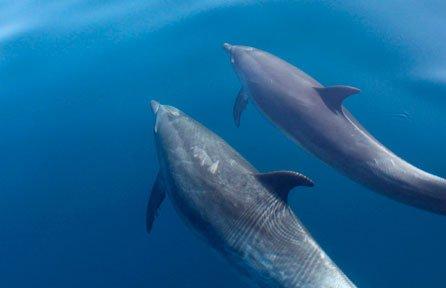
{"left": 223, "top": 43, "right": 446, "bottom": 215}
{"left": 147, "top": 100, "right": 356, "bottom": 288}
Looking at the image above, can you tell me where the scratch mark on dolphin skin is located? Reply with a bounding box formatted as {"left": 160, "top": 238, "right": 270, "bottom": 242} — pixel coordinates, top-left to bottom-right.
{"left": 191, "top": 146, "right": 214, "bottom": 168}
{"left": 209, "top": 160, "right": 219, "bottom": 174}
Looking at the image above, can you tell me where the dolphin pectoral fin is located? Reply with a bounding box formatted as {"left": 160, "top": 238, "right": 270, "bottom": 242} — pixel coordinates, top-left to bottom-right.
{"left": 233, "top": 88, "right": 249, "bottom": 127}
{"left": 255, "top": 171, "right": 314, "bottom": 202}
{"left": 146, "top": 173, "right": 166, "bottom": 235}
{"left": 315, "top": 85, "right": 360, "bottom": 110}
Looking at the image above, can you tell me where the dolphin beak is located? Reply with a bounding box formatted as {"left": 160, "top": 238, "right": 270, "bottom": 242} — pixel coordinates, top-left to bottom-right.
{"left": 150, "top": 100, "right": 162, "bottom": 133}
{"left": 223, "top": 43, "right": 233, "bottom": 54}
{"left": 223, "top": 43, "right": 236, "bottom": 65}
{"left": 150, "top": 100, "right": 161, "bottom": 115}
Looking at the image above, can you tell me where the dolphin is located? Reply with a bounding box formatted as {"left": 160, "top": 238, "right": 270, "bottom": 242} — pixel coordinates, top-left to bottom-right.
{"left": 223, "top": 43, "right": 446, "bottom": 215}
{"left": 147, "top": 100, "right": 356, "bottom": 288}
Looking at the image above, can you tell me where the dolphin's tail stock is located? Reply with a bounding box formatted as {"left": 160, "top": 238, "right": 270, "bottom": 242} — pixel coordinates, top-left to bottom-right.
{"left": 375, "top": 164, "right": 446, "bottom": 215}
{"left": 420, "top": 174, "right": 446, "bottom": 215}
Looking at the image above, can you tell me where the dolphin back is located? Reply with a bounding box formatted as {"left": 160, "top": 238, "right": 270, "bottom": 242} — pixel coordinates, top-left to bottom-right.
{"left": 223, "top": 192, "right": 356, "bottom": 288}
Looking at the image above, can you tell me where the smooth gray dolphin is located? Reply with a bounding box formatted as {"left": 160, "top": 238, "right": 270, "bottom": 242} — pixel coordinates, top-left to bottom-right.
{"left": 223, "top": 43, "right": 446, "bottom": 215}
{"left": 147, "top": 100, "right": 356, "bottom": 288}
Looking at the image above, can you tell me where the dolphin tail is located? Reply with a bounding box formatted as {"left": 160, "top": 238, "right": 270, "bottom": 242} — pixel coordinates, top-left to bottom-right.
{"left": 233, "top": 88, "right": 249, "bottom": 127}
{"left": 146, "top": 173, "right": 166, "bottom": 235}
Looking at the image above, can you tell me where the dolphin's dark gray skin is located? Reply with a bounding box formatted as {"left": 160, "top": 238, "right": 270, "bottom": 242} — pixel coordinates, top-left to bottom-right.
{"left": 147, "top": 100, "right": 356, "bottom": 288}
{"left": 223, "top": 43, "right": 446, "bottom": 214}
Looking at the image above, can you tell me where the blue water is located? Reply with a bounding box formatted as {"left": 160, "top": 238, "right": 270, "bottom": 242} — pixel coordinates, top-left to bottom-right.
{"left": 1, "top": 1, "right": 445, "bottom": 287}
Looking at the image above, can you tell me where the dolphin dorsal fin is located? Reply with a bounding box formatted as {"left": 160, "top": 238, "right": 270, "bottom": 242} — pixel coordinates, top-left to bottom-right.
{"left": 314, "top": 85, "right": 360, "bottom": 111}
{"left": 255, "top": 171, "right": 314, "bottom": 202}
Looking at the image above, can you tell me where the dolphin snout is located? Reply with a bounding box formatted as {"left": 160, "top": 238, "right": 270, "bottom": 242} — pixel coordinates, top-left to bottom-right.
{"left": 150, "top": 100, "right": 161, "bottom": 115}
{"left": 151, "top": 100, "right": 163, "bottom": 133}
{"left": 223, "top": 43, "right": 233, "bottom": 53}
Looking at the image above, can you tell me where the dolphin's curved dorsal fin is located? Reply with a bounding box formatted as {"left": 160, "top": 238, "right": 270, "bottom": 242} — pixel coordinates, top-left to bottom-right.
{"left": 146, "top": 173, "right": 166, "bottom": 235}
{"left": 315, "top": 85, "right": 360, "bottom": 111}
{"left": 233, "top": 88, "right": 249, "bottom": 127}
{"left": 255, "top": 171, "right": 314, "bottom": 202}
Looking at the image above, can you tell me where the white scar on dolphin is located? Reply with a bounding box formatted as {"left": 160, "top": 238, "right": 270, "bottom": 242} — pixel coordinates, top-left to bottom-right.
{"left": 147, "top": 100, "right": 356, "bottom": 288}
{"left": 223, "top": 43, "right": 446, "bottom": 215}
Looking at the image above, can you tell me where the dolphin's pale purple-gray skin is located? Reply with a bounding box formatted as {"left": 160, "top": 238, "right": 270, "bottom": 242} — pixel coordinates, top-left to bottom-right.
{"left": 223, "top": 43, "right": 446, "bottom": 215}
{"left": 147, "top": 101, "right": 356, "bottom": 288}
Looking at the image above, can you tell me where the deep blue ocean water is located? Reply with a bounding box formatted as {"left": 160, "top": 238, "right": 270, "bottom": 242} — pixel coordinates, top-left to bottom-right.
{"left": 1, "top": 1, "right": 446, "bottom": 287}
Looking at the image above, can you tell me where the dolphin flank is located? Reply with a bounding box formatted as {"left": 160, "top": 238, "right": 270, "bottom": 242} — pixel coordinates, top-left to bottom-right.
{"left": 223, "top": 43, "right": 446, "bottom": 215}
{"left": 147, "top": 100, "right": 356, "bottom": 287}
